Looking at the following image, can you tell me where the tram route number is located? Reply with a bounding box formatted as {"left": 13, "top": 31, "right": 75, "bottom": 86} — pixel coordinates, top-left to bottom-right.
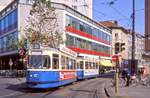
{"left": 59, "top": 71, "right": 76, "bottom": 80}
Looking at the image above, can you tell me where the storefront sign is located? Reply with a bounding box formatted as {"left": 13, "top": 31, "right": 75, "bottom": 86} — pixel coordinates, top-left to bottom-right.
{"left": 59, "top": 71, "right": 76, "bottom": 80}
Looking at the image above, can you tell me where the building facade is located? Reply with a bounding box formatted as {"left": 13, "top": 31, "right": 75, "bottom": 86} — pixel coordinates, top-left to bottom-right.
{"left": 20, "top": 0, "right": 93, "bottom": 18}
{"left": 128, "top": 33, "right": 145, "bottom": 66}
{"left": 51, "top": 0, "right": 93, "bottom": 18}
{"left": 0, "top": 0, "right": 14, "bottom": 11}
{"left": 0, "top": 0, "right": 112, "bottom": 70}
{"left": 100, "top": 21, "right": 129, "bottom": 59}
{"left": 101, "top": 21, "right": 145, "bottom": 70}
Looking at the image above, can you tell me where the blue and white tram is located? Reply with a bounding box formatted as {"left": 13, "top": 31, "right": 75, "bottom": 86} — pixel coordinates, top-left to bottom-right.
{"left": 76, "top": 57, "right": 99, "bottom": 80}
{"left": 26, "top": 44, "right": 77, "bottom": 88}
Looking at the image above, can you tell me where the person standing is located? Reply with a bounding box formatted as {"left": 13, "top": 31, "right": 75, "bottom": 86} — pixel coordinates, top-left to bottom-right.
{"left": 126, "top": 69, "right": 131, "bottom": 86}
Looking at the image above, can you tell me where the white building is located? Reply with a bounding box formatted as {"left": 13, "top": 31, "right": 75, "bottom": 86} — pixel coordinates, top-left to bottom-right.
{"left": 100, "top": 21, "right": 145, "bottom": 70}
{"left": 0, "top": 0, "right": 111, "bottom": 70}
{"left": 19, "top": 0, "right": 93, "bottom": 18}
{"left": 0, "top": 0, "right": 13, "bottom": 11}
{"left": 128, "top": 33, "right": 145, "bottom": 67}
{"left": 51, "top": 0, "right": 93, "bottom": 18}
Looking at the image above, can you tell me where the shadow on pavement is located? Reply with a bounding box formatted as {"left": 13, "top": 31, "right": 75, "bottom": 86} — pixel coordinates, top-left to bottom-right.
{"left": 5, "top": 82, "right": 58, "bottom": 93}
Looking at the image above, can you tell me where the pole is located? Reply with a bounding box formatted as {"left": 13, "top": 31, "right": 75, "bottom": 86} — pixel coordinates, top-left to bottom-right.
{"left": 115, "top": 54, "right": 119, "bottom": 95}
{"left": 131, "top": 0, "right": 135, "bottom": 75}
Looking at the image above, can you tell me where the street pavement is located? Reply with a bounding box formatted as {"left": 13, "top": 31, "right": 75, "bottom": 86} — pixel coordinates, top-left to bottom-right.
{"left": 0, "top": 77, "right": 109, "bottom": 98}
{"left": 106, "top": 80, "right": 150, "bottom": 98}
{"left": 0, "top": 73, "right": 150, "bottom": 98}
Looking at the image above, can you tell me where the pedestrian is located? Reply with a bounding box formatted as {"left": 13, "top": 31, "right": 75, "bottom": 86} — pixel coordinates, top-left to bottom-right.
{"left": 125, "top": 69, "right": 131, "bottom": 87}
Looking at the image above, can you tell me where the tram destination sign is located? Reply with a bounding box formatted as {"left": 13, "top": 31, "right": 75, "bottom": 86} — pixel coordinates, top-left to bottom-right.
{"left": 60, "top": 45, "right": 77, "bottom": 57}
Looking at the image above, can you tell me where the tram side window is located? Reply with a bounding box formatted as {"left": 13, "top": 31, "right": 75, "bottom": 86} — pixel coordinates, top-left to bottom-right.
{"left": 74, "top": 60, "right": 76, "bottom": 69}
{"left": 70, "top": 59, "right": 74, "bottom": 69}
{"left": 52, "top": 54, "right": 59, "bottom": 69}
{"left": 96, "top": 63, "right": 98, "bottom": 69}
{"left": 85, "top": 62, "right": 88, "bottom": 69}
{"left": 80, "top": 61, "right": 83, "bottom": 69}
{"left": 61, "top": 56, "right": 66, "bottom": 69}
{"left": 77, "top": 62, "right": 80, "bottom": 69}
{"left": 43, "top": 56, "right": 50, "bottom": 69}
{"left": 89, "top": 62, "right": 92, "bottom": 69}
{"left": 93, "top": 62, "right": 96, "bottom": 69}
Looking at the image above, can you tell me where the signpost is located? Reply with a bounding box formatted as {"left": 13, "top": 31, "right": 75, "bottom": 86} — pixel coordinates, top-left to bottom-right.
{"left": 9, "top": 58, "right": 13, "bottom": 76}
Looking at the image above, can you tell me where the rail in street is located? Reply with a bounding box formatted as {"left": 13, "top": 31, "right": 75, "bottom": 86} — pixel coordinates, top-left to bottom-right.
{"left": 0, "top": 77, "right": 109, "bottom": 98}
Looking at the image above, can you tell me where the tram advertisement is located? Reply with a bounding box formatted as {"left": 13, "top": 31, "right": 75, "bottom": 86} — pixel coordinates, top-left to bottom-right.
{"left": 59, "top": 71, "right": 76, "bottom": 80}
{"left": 84, "top": 69, "right": 99, "bottom": 76}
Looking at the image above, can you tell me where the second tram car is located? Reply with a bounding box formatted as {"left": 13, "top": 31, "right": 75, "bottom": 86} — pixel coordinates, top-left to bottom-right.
{"left": 76, "top": 57, "right": 99, "bottom": 80}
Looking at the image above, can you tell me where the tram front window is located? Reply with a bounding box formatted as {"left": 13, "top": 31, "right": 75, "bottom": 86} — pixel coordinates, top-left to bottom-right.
{"left": 29, "top": 55, "right": 42, "bottom": 69}
{"left": 29, "top": 55, "right": 50, "bottom": 69}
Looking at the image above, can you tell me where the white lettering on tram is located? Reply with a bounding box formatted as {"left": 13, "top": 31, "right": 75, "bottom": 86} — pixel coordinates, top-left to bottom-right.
{"left": 60, "top": 45, "right": 77, "bottom": 57}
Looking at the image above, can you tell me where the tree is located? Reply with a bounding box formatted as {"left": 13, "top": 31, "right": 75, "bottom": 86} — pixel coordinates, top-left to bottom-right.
{"left": 18, "top": 0, "right": 63, "bottom": 49}
{"left": 16, "top": 0, "right": 64, "bottom": 64}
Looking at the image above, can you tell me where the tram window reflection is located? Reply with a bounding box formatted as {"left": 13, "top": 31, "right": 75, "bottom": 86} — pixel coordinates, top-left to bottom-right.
{"left": 85, "top": 61, "right": 88, "bottom": 69}
{"left": 77, "top": 62, "right": 80, "bottom": 69}
{"left": 52, "top": 54, "right": 59, "bottom": 69}
{"left": 61, "top": 56, "right": 66, "bottom": 69}
{"left": 43, "top": 56, "right": 51, "bottom": 69}
{"left": 93, "top": 62, "right": 96, "bottom": 69}
{"left": 80, "top": 61, "right": 83, "bottom": 69}
{"left": 74, "top": 60, "right": 76, "bottom": 69}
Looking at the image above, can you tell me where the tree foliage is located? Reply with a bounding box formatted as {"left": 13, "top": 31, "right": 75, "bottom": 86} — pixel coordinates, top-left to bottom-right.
{"left": 18, "top": 0, "right": 63, "bottom": 49}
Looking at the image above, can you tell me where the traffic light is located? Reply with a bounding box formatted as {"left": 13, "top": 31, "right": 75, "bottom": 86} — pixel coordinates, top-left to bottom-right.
{"left": 115, "top": 42, "right": 120, "bottom": 54}
{"left": 120, "top": 43, "right": 125, "bottom": 51}
{"left": 115, "top": 42, "right": 125, "bottom": 54}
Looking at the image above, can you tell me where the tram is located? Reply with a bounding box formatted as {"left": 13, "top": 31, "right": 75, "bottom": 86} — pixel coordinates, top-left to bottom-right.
{"left": 26, "top": 43, "right": 101, "bottom": 88}
{"left": 76, "top": 57, "right": 99, "bottom": 80}
{"left": 26, "top": 43, "right": 77, "bottom": 88}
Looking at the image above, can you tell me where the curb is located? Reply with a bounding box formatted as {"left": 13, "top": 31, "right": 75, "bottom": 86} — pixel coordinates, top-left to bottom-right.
{"left": 104, "top": 80, "right": 115, "bottom": 98}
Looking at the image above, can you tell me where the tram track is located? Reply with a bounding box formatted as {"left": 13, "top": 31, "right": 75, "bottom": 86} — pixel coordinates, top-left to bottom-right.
{"left": 64, "top": 78, "right": 107, "bottom": 98}
{"left": 0, "top": 78, "right": 109, "bottom": 98}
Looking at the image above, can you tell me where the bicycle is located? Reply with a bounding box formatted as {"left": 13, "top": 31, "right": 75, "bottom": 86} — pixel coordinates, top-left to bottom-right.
{"left": 134, "top": 74, "right": 150, "bottom": 87}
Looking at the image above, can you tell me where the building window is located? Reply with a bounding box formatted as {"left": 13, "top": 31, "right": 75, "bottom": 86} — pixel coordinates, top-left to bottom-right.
{"left": 115, "top": 33, "right": 118, "bottom": 40}
{"left": 65, "top": 15, "right": 111, "bottom": 44}
{"left": 72, "top": 5, "right": 77, "bottom": 10}
{"left": 66, "top": 34, "right": 111, "bottom": 55}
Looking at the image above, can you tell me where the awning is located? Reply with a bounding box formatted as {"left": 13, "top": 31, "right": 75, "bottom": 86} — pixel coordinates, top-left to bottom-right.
{"left": 100, "top": 60, "right": 114, "bottom": 67}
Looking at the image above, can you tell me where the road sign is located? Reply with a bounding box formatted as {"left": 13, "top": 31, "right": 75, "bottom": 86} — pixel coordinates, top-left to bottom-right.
{"left": 9, "top": 59, "right": 13, "bottom": 66}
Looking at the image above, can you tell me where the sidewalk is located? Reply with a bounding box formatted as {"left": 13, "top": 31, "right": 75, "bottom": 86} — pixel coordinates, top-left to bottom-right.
{"left": 0, "top": 77, "right": 26, "bottom": 85}
{"left": 106, "top": 81, "right": 150, "bottom": 98}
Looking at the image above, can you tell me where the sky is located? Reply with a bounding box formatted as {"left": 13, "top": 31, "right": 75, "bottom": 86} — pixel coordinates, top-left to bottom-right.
{"left": 93, "top": 0, "right": 145, "bottom": 35}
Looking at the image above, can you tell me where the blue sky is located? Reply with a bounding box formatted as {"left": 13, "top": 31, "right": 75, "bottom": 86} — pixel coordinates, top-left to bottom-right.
{"left": 93, "top": 0, "right": 144, "bottom": 35}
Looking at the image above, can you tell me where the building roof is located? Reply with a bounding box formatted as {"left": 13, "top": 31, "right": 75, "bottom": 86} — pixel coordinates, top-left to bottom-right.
{"left": 100, "top": 21, "right": 130, "bottom": 34}
{"left": 99, "top": 21, "right": 118, "bottom": 27}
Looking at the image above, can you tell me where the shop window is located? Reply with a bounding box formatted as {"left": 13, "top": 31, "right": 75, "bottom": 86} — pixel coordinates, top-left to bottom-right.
{"left": 52, "top": 54, "right": 59, "bottom": 69}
